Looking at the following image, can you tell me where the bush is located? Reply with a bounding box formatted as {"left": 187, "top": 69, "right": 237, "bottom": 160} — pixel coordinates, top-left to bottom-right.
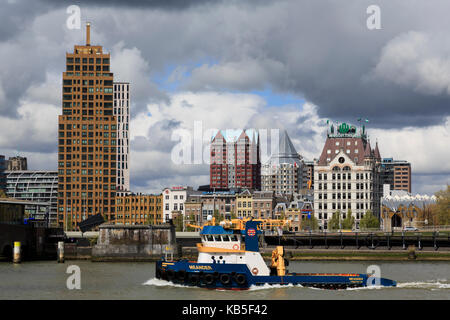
{"left": 359, "top": 210, "right": 380, "bottom": 230}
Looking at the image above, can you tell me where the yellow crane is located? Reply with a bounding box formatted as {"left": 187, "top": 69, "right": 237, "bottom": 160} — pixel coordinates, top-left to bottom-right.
{"left": 187, "top": 217, "right": 291, "bottom": 231}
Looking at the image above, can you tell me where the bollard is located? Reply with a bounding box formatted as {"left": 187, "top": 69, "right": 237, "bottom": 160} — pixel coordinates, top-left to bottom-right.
{"left": 57, "top": 241, "right": 65, "bottom": 263}
{"left": 402, "top": 232, "right": 406, "bottom": 250}
{"left": 13, "top": 242, "right": 21, "bottom": 264}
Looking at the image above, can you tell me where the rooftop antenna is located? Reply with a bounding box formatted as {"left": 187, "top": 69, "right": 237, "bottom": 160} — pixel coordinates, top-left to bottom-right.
{"left": 86, "top": 22, "right": 91, "bottom": 46}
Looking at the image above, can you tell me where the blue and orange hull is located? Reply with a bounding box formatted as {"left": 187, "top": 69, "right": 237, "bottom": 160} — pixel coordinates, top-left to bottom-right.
{"left": 155, "top": 259, "right": 397, "bottom": 290}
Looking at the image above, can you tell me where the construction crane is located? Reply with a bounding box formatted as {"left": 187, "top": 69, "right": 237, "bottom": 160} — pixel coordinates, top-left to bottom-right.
{"left": 187, "top": 217, "right": 291, "bottom": 232}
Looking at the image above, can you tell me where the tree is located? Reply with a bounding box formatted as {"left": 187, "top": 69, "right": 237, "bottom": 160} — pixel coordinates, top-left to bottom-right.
{"left": 302, "top": 215, "right": 319, "bottom": 231}
{"left": 433, "top": 185, "right": 450, "bottom": 225}
{"left": 172, "top": 213, "right": 184, "bottom": 231}
{"left": 342, "top": 209, "right": 355, "bottom": 230}
{"left": 359, "top": 210, "right": 380, "bottom": 230}
{"left": 0, "top": 189, "right": 7, "bottom": 198}
{"left": 328, "top": 210, "right": 341, "bottom": 230}
{"left": 66, "top": 213, "right": 74, "bottom": 231}
{"left": 213, "top": 209, "right": 222, "bottom": 223}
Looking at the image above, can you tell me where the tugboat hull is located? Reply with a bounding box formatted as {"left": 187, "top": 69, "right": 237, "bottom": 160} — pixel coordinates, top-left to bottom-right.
{"left": 155, "top": 260, "right": 397, "bottom": 290}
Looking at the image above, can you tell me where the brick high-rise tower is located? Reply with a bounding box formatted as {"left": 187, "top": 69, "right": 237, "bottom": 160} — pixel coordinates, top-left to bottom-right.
{"left": 57, "top": 23, "right": 117, "bottom": 229}
{"left": 210, "top": 130, "right": 261, "bottom": 190}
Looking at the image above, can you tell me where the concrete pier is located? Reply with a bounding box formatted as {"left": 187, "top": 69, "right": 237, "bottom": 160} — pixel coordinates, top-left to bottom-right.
{"left": 13, "top": 242, "right": 21, "bottom": 264}
{"left": 92, "top": 224, "right": 177, "bottom": 261}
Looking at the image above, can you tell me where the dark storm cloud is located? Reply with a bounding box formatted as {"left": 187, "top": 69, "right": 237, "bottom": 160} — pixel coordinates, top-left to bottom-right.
{"left": 38, "top": 0, "right": 270, "bottom": 10}
{"left": 0, "top": 0, "right": 53, "bottom": 41}
{"left": 4, "top": 0, "right": 450, "bottom": 127}
{"left": 180, "top": 0, "right": 450, "bottom": 128}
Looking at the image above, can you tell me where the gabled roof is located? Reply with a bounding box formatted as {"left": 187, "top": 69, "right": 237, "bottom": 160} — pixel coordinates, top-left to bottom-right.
{"left": 364, "top": 142, "right": 372, "bottom": 158}
{"left": 212, "top": 129, "right": 259, "bottom": 144}
{"left": 317, "top": 137, "right": 367, "bottom": 166}
{"left": 374, "top": 142, "right": 381, "bottom": 160}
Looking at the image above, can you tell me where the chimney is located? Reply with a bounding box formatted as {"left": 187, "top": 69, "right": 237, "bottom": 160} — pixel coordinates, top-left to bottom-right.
{"left": 86, "top": 22, "right": 91, "bottom": 46}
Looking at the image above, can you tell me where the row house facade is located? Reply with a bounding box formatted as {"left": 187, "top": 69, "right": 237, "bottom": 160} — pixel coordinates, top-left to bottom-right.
{"left": 115, "top": 193, "right": 162, "bottom": 225}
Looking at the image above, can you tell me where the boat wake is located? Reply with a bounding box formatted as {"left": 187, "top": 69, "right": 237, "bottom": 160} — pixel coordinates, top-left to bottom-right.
{"left": 143, "top": 278, "right": 449, "bottom": 291}
{"left": 248, "top": 283, "right": 299, "bottom": 291}
{"left": 396, "top": 280, "right": 450, "bottom": 290}
{"left": 347, "top": 279, "right": 449, "bottom": 291}
{"left": 143, "top": 278, "right": 199, "bottom": 289}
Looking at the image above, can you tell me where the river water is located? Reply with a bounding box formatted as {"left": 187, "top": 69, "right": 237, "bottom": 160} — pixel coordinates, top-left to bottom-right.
{"left": 0, "top": 261, "right": 448, "bottom": 300}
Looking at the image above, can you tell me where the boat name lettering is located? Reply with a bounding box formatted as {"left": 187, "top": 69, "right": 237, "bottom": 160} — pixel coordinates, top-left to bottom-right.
{"left": 189, "top": 265, "right": 213, "bottom": 270}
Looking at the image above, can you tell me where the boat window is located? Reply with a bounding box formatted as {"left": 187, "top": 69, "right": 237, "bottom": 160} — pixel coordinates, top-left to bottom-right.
{"left": 230, "top": 235, "right": 238, "bottom": 241}
{"left": 214, "top": 235, "right": 222, "bottom": 241}
{"left": 207, "top": 235, "right": 214, "bottom": 241}
{"left": 222, "top": 235, "right": 230, "bottom": 241}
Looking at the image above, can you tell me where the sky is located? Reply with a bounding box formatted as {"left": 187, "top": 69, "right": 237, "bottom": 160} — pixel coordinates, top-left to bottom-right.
{"left": 0, "top": 0, "right": 449, "bottom": 195}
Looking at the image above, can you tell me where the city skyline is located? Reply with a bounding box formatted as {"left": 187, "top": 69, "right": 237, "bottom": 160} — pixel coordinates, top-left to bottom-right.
{"left": 0, "top": 1, "right": 449, "bottom": 196}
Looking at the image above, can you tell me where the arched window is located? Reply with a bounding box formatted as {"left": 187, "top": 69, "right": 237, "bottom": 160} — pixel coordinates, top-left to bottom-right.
{"left": 332, "top": 166, "right": 341, "bottom": 171}
{"left": 343, "top": 166, "right": 351, "bottom": 171}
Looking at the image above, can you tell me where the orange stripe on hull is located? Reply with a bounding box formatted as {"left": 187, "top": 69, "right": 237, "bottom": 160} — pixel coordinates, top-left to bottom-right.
{"left": 196, "top": 243, "right": 246, "bottom": 253}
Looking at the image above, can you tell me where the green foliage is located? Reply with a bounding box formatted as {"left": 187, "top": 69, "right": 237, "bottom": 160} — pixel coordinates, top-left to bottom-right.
{"left": 434, "top": 185, "right": 450, "bottom": 225}
{"left": 359, "top": 210, "right": 380, "bottom": 230}
{"left": 302, "top": 215, "right": 319, "bottom": 231}
{"left": 66, "top": 213, "right": 73, "bottom": 231}
{"left": 0, "top": 189, "right": 7, "bottom": 198}
{"left": 342, "top": 209, "right": 355, "bottom": 229}
{"left": 328, "top": 210, "right": 341, "bottom": 230}
{"left": 172, "top": 214, "right": 184, "bottom": 232}
{"left": 213, "top": 209, "right": 223, "bottom": 223}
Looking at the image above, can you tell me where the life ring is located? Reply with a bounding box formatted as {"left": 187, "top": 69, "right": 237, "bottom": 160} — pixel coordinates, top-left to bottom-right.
{"left": 251, "top": 267, "right": 259, "bottom": 275}
{"left": 232, "top": 244, "right": 239, "bottom": 250}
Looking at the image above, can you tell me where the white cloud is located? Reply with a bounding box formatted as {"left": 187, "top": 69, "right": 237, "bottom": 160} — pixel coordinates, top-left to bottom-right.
{"left": 371, "top": 31, "right": 450, "bottom": 95}
{"left": 185, "top": 58, "right": 286, "bottom": 92}
{"left": 371, "top": 117, "right": 450, "bottom": 174}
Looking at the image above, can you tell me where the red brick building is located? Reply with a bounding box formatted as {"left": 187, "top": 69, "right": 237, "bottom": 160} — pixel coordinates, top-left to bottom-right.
{"left": 210, "top": 130, "right": 261, "bottom": 190}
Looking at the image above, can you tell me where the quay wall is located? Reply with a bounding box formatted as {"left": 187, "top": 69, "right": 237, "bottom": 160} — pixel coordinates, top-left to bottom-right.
{"left": 91, "top": 224, "right": 177, "bottom": 261}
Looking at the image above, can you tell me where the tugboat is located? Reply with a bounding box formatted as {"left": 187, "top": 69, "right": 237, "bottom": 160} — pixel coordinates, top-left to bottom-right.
{"left": 155, "top": 218, "right": 396, "bottom": 290}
